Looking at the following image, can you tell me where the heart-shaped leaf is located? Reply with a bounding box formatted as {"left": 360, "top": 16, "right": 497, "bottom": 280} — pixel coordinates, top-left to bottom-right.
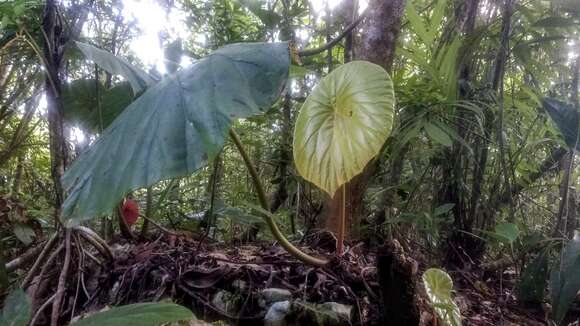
{"left": 71, "top": 302, "right": 194, "bottom": 326}
{"left": 61, "top": 42, "right": 289, "bottom": 225}
{"left": 293, "top": 61, "right": 395, "bottom": 196}
{"left": 423, "top": 268, "right": 461, "bottom": 326}
{"left": 493, "top": 222, "right": 520, "bottom": 245}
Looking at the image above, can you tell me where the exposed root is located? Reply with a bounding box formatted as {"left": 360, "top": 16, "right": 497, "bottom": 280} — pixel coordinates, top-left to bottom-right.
{"left": 16, "top": 226, "right": 114, "bottom": 325}
{"left": 74, "top": 226, "right": 114, "bottom": 260}
{"left": 6, "top": 241, "right": 46, "bottom": 272}
{"left": 29, "top": 293, "right": 56, "bottom": 326}
{"left": 51, "top": 229, "right": 71, "bottom": 326}
{"left": 22, "top": 232, "right": 59, "bottom": 287}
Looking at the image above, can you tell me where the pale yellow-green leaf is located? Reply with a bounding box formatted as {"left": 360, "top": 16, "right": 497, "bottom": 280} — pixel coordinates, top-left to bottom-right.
{"left": 293, "top": 61, "right": 395, "bottom": 196}
{"left": 422, "top": 268, "right": 461, "bottom": 326}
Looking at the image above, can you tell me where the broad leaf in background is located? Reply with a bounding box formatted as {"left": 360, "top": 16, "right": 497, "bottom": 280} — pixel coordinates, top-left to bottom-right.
{"left": 517, "top": 250, "right": 549, "bottom": 304}
{"left": 424, "top": 121, "right": 453, "bottom": 147}
{"left": 554, "top": 0, "right": 580, "bottom": 12}
{"left": 75, "top": 41, "right": 157, "bottom": 94}
{"left": 61, "top": 79, "right": 134, "bottom": 132}
{"left": 216, "top": 206, "right": 266, "bottom": 226}
{"left": 0, "top": 289, "right": 31, "bottom": 326}
{"left": 550, "top": 233, "right": 580, "bottom": 325}
{"left": 71, "top": 302, "right": 194, "bottom": 326}
{"left": 493, "top": 223, "right": 520, "bottom": 245}
{"left": 293, "top": 61, "right": 395, "bottom": 196}
{"left": 12, "top": 222, "right": 35, "bottom": 245}
{"left": 61, "top": 42, "right": 289, "bottom": 225}
{"left": 543, "top": 98, "right": 580, "bottom": 150}
{"left": 423, "top": 268, "right": 461, "bottom": 326}
{"left": 532, "top": 16, "right": 577, "bottom": 28}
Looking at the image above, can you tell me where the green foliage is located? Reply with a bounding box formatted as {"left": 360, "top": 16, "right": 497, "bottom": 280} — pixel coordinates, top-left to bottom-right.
{"left": 395, "top": 204, "right": 454, "bottom": 245}
{"left": 216, "top": 205, "right": 266, "bottom": 226}
{"left": 293, "top": 61, "right": 395, "bottom": 196}
{"left": 422, "top": 268, "right": 461, "bottom": 326}
{"left": 71, "top": 303, "right": 194, "bottom": 326}
{"left": 0, "top": 0, "right": 41, "bottom": 30}
{"left": 235, "top": 0, "right": 282, "bottom": 28}
{"left": 532, "top": 16, "right": 578, "bottom": 28}
{"left": 0, "top": 289, "right": 31, "bottom": 326}
{"left": 550, "top": 235, "right": 580, "bottom": 325}
{"left": 61, "top": 42, "right": 290, "bottom": 225}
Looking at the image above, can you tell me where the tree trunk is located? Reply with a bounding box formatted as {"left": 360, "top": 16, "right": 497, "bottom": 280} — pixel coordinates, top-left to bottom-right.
{"left": 42, "top": 0, "right": 69, "bottom": 223}
{"left": 445, "top": 0, "right": 515, "bottom": 268}
{"left": 377, "top": 240, "right": 420, "bottom": 326}
{"left": 320, "top": 0, "right": 405, "bottom": 239}
{"left": 271, "top": 93, "right": 292, "bottom": 212}
{"left": 11, "top": 154, "right": 24, "bottom": 196}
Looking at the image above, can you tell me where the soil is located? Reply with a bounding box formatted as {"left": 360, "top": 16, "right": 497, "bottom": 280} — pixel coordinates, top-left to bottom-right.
{"left": 28, "top": 231, "right": 560, "bottom": 325}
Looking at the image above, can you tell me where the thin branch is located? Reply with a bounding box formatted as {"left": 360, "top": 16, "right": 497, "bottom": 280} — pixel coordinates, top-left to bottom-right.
{"left": 298, "top": 11, "right": 367, "bottom": 57}
{"left": 139, "top": 214, "right": 179, "bottom": 236}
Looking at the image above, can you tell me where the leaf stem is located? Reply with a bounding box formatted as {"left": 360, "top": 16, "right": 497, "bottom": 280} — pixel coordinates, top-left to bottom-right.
{"left": 229, "top": 128, "right": 328, "bottom": 267}
{"left": 337, "top": 184, "right": 346, "bottom": 256}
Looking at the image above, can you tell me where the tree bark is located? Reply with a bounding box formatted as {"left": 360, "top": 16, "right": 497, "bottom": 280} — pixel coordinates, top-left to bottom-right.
{"left": 43, "top": 0, "right": 69, "bottom": 223}
{"left": 271, "top": 93, "right": 292, "bottom": 212}
{"left": 320, "top": 0, "right": 405, "bottom": 239}
{"left": 445, "top": 0, "right": 515, "bottom": 267}
{"left": 377, "top": 240, "right": 420, "bottom": 325}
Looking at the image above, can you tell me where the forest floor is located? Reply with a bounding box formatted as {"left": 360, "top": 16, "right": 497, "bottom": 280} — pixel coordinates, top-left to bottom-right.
{"left": 52, "top": 232, "right": 559, "bottom": 325}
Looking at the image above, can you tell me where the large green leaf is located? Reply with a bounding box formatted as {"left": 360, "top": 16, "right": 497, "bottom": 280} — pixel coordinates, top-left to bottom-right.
{"left": 61, "top": 42, "right": 289, "bottom": 225}
{"left": 71, "top": 302, "right": 194, "bottom": 326}
{"left": 0, "top": 289, "right": 31, "bottom": 326}
{"left": 543, "top": 98, "right": 580, "bottom": 150}
{"left": 62, "top": 79, "right": 134, "bottom": 132}
{"left": 423, "top": 268, "right": 461, "bottom": 326}
{"left": 293, "top": 61, "right": 395, "bottom": 196}
{"left": 75, "top": 41, "right": 157, "bottom": 94}
{"left": 550, "top": 234, "right": 580, "bottom": 324}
